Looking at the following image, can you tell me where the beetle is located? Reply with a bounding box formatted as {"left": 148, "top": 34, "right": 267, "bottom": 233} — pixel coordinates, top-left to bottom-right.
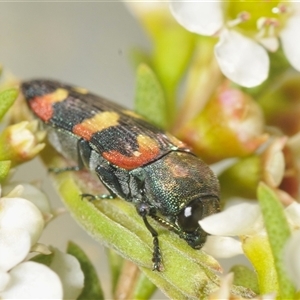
{"left": 21, "top": 79, "right": 220, "bottom": 271}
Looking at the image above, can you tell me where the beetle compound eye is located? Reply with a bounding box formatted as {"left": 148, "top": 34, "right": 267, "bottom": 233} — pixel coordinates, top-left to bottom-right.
{"left": 177, "top": 199, "right": 204, "bottom": 232}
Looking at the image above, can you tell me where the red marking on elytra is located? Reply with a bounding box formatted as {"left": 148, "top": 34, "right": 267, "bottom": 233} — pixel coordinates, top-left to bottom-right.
{"left": 102, "top": 150, "right": 156, "bottom": 170}
{"left": 103, "top": 135, "right": 160, "bottom": 170}
{"left": 29, "top": 97, "right": 53, "bottom": 122}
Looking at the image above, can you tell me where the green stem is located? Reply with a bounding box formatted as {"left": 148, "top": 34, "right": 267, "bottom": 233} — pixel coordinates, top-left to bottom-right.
{"left": 172, "top": 40, "right": 222, "bottom": 134}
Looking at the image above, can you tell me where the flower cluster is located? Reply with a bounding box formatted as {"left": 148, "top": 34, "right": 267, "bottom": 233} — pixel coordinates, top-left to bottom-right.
{"left": 170, "top": 1, "right": 300, "bottom": 88}
{"left": 0, "top": 184, "right": 84, "bottom": 299}
{"left": 124, "top": 1, "right": 300, "bottom": 298}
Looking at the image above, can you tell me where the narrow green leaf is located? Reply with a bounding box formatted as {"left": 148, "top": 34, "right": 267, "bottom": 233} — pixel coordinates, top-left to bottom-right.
{"left": 0, "top": 88, "right": 18, "bottom": 121}
{"left": 257, "top": 182, "right": 296, "bottom": 299}
{"left": 132, "top": 272, "right": 157, "bottom": 300}
{"left": 152, "top": 25, "right": 196, "bottom": 123}
{"left": 153, "top": 28, "right": 195, "bottom": 92}
{"left": 0, "top": 160, "right": 11, "bottom": 182}
{"left": 230, "top": 265, "right": 259, "bottom": 294}
{"left": 135, "top": 63, "right": 168, "bottom": 129}
{"left": 136, "top": 9, "right": 196, "bottom": 122}
{"left": 67, "top": 241, "right": 104, "bottom": 300}
{"left": 243, "top": 235, "right": 278, "bottom": 295}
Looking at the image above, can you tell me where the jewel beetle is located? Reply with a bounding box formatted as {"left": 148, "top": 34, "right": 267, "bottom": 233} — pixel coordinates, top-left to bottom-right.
{"left": 21, "top": 79, "right": 220, "bottom": 271}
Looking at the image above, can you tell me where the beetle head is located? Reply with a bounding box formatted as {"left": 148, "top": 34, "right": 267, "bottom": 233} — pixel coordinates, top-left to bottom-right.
{"left": 142, "top": 151, "right": 220, "bottom": 247}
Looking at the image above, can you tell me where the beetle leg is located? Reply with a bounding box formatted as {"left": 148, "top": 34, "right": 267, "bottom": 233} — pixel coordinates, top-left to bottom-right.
{"left": 136, "top": 203, "right": 163, "bottom": 271}
{"left": 150, "top": 214, "right": 181, "bottom": 235}
{"left": 49, "top": 165, "right": 81, "bottom": 174}
{"left": 94, "top": 164, "right": 128, "bottom": 199}
{"left": 49, "top": 138, "right": 89, "bottom": 173}
{"left": 81, "top": 190, "right": 117, "bottom": 201}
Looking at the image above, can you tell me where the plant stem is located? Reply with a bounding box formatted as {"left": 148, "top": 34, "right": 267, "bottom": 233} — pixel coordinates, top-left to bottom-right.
{"left": 114, "top": 260, "right": 140, "bottom": 300}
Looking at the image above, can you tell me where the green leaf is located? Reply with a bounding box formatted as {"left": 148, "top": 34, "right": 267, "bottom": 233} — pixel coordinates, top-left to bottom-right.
{"left": 153, "top": 27, "right": 195, "bottom": 120}
{"left": 0, "top": 88, "right": 18, "bottom": 121}
{"left": 67, "top": 241, "right": 104, "bottom": 300}
{"left": 257, "top": 182, "right": 296, "bottom": 299}
{"left": 39, "top": 145, "right": 255, "bottom": 299}
{"left": 243, "top": 235, "right": 278, "bottom": 295}
{"left": 135, "top": 9, "right": 196, "bottom": 122}
{"left": 31, "top": 253, "right": 54, "bottom": 266}
{"left": 0, "top": 160, "right": 11, "bottom": 182}
{"left": 39, "top": 146, "right": 225, "bottom": 299}
{"left": 230, "top": 265, "right": 259, "bottom": 294}
{"left": 135, "top": 63, "right": 168, "bottom": 129}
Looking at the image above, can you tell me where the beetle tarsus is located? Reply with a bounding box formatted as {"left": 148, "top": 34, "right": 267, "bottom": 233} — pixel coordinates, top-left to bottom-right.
{"left": 152, "top": 236, "right": 163, "bottom": 271}
{"left": 81, "top": 193, "right": 116, "bottom": 201}
{"left": 49, "top": 165, "right": 81, "bottom": 174}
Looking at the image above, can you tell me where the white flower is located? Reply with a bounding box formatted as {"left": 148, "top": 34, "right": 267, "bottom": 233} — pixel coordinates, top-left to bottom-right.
{"left": 0, "top": 196, "right": 44, "bottom": 245}
{"left": 0, "top": 186, "right": 63, "bottom": 299}
{"left": 200, "top": 199, "right": 264, "bottom": 258}
{"left": 170, "top": 1, "right": 300, "bottom": 87}
{"left": 285, "top": 201, "right": 300, "bottom": 231}
{"left": 49, "top": 248, "right": 84, "bottom": 300}
{"left": 0, "top": 185, "right": 83, "bottom": 299}
{"left": 284, "top": 231, "right": 300, "bottom": 290}
{"left": 1, "top": 261, "right": 63, "bottom": 299}
{"left": 0, "top": 228, "right": 31, "bottom": 272}
{"left": 200, "top": 198, "right": 300, "bottom": 259}
{"left": 3, "top": 183, "right": 52, "bottom": 215}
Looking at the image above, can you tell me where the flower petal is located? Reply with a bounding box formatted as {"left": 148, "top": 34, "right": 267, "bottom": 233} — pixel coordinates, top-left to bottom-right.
{"left": 0, "top": 270, "right": 10, "bottom": 292}
{"left": 203, "top": 236, "right": 243, "bottom": 258}
{"left": 0, "top": 228, "right": 31, "bottom": 272}
{"left": 170, "top": 0, "right": 223, "bottom": 35}
{"left": 49, "top": 248, "right": 84, "bottom": 300}
{"left": 2, "top": 183, "right": 51, "bottom": 215}
{"left": 1, "top": 261, "right": 63, "bottom": 299}
{"left": 284, "top": 231, "right": 300, "bottom": 290}
{"left": 285, "top": 201, "right": 300, "bottom": 229}
{"left": 215, "top": 29, "right": 269, "bottom": 87}
{"left": 280, "top": 15, "right": 300, "bottom": 72}
{"left": 0, "top": 197, "right": 44, "bottom": 245}
{"left": 199, "top": 200, "right": 263, "bottom": 236}
{"left": 257, "top": 36, "right": 279, "bottom": 52}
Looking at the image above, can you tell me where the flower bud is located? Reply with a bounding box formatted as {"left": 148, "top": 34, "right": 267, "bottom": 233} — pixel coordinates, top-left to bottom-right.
{"left": 0, "top": 197, "right": 44, "bottom": 245}
{"left": 0, "top": 121, "right": 45, "bottom": 166}
{"left": 177, "top": 83, "right": 267, "bottom": 163}
{"left": 219, "top": 137, "right": 287, "bottom": 199}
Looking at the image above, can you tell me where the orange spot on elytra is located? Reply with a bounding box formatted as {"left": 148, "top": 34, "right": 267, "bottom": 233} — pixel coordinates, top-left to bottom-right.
{"left": 103, "top": 134, "right": 160, "bottom": 170}
{"left": 73, "top": 111, "right": 119, "bottom": 141}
